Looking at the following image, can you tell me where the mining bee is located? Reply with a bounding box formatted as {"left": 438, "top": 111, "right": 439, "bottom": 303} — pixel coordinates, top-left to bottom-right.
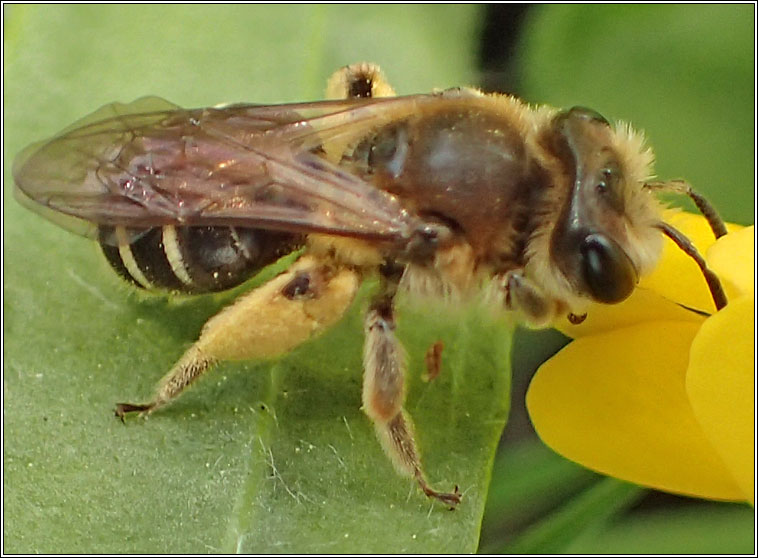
{"left": 13, "top": 62, "right": 728, "bottom": 508}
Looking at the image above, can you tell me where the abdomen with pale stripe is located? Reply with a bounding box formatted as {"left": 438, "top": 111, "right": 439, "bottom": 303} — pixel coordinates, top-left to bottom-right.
{"left": 99, "top": 225, "right": 302, "bottom": 294}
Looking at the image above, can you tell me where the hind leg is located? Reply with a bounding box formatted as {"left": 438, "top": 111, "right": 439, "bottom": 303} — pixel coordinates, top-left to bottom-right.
{"left": 116, "top": 255, "right": 360, "bottom": 418}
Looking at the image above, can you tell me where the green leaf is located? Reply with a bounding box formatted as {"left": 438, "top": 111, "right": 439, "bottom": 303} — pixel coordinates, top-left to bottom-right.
{"left": 479, "top": 439, "right": 601, "bottom": 551}
{"left": 4, "top": 5, "right": 513, "bottom": 553}
{"left": 565, "top": 501, "right": 756, "bottom": 555}
{"left": 501, "top": 478, "right": 644, "bottom": 554}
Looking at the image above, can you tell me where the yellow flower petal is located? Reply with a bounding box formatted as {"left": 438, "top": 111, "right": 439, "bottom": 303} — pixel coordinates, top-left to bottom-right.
{"left": 706, "top": 226, "right": 755, "bottom": 299}
{"left": 641, "top": 211, "right": 742, "bottom": 313}
{"left": 556, "top": 288, "right": 702, "bottom": 339}
{"left": 687, "top": 296, "right": 755, "bottom": 504}
{"left": 527, "top": 321, "right": 744, "bottom": 500}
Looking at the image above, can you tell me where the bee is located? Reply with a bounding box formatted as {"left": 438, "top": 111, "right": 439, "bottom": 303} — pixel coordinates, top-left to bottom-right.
{"left": 13, "top": 62, "right": 728, "bottom": 508}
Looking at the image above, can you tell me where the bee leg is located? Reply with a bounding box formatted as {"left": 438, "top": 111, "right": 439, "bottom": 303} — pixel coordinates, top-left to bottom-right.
{"left": 499, "top": 269, "right": 559, "bottom": 328}
{"left": 325, "top": 62, "right": 396, "bottom": 100}
{"left": 363, "top": 264, "right": 462, "bottom": 508}
{"left": 115, "top": 255, "right": 360, "bottom": 419}
{"left": 115, "top": 345, "right": 214, "bottom": 420}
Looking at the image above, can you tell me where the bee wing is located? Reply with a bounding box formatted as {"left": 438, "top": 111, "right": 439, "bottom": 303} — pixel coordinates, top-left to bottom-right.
{"left": 13, "top": 94, "right": 431, "bottom": 245}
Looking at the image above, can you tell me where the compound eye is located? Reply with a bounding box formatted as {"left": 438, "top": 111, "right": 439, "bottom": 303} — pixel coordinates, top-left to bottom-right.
{"left": 580, "top": 233, "right": 638, "bottom": 303}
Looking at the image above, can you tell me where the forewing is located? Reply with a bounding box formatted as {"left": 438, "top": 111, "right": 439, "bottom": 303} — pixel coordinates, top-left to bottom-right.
{"left": 13, "top": 95, "right": 430, "bottom": 244}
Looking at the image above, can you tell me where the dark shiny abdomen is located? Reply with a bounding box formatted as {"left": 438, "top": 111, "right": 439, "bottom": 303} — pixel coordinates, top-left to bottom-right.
{"left": 99, "top": 225, "right": 302, "bottom": 293}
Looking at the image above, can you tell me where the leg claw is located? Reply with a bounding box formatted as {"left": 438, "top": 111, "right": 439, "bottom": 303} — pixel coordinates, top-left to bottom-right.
{"left": 418, "top": 475, "right": 462, "bottom": 509}
{"left": 114, "top": 402, "right": 153, "bottom": 422}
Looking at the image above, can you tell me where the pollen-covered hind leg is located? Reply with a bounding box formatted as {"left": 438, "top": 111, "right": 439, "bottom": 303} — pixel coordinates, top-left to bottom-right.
{"left": 362, "top": 265, "right": 461, "bottom": 508}
{"left": 116, "top": 255, "right": 360, "bottom": 419}
{"left": 325, "top": 62, "right": 396, "bottom": 100}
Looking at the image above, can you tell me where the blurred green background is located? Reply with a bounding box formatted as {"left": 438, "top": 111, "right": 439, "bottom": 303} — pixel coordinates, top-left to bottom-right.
{"left": 3, "top": 4, "right": 754, "bottom": 554}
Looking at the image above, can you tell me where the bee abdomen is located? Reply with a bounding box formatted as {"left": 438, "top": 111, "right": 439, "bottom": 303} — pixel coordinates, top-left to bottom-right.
{"left": 99, "top": 225, "right": 302, "bottom": 294}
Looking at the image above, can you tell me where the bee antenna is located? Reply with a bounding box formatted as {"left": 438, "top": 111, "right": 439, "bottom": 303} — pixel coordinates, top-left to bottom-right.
{"left": 646, "top": 180, "right": 728, "bottom": 239}
{"left": 655, "top": 222, "right": 728, "bottom": 311}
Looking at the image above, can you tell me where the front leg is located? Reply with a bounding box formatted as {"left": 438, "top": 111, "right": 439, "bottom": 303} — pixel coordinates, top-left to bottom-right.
{"left": 362, "top": 264, "right": 461, "bottom": 508}
{"left": 498, "top": 269, "right": 561, "bottom": 328}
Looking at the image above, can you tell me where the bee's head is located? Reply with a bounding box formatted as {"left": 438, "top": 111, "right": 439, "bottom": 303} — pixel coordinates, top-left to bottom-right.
{"left": 532, "top": 106, "right": 662, "bottom": 307}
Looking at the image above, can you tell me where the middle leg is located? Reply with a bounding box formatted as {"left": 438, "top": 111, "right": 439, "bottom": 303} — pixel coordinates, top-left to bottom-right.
{"left": 362, "top": 263, "right": 461, "bottom": 507}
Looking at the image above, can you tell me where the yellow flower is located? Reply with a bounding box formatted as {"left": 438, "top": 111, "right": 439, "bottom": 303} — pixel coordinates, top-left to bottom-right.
{"left": 526, "top": 211, "right": 755, "bottom": 504}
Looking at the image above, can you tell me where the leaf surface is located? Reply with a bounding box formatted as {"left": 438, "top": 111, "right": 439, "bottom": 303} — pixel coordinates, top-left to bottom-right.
{"left": 4, "top": 5, "right": 513, "bottom": 553}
